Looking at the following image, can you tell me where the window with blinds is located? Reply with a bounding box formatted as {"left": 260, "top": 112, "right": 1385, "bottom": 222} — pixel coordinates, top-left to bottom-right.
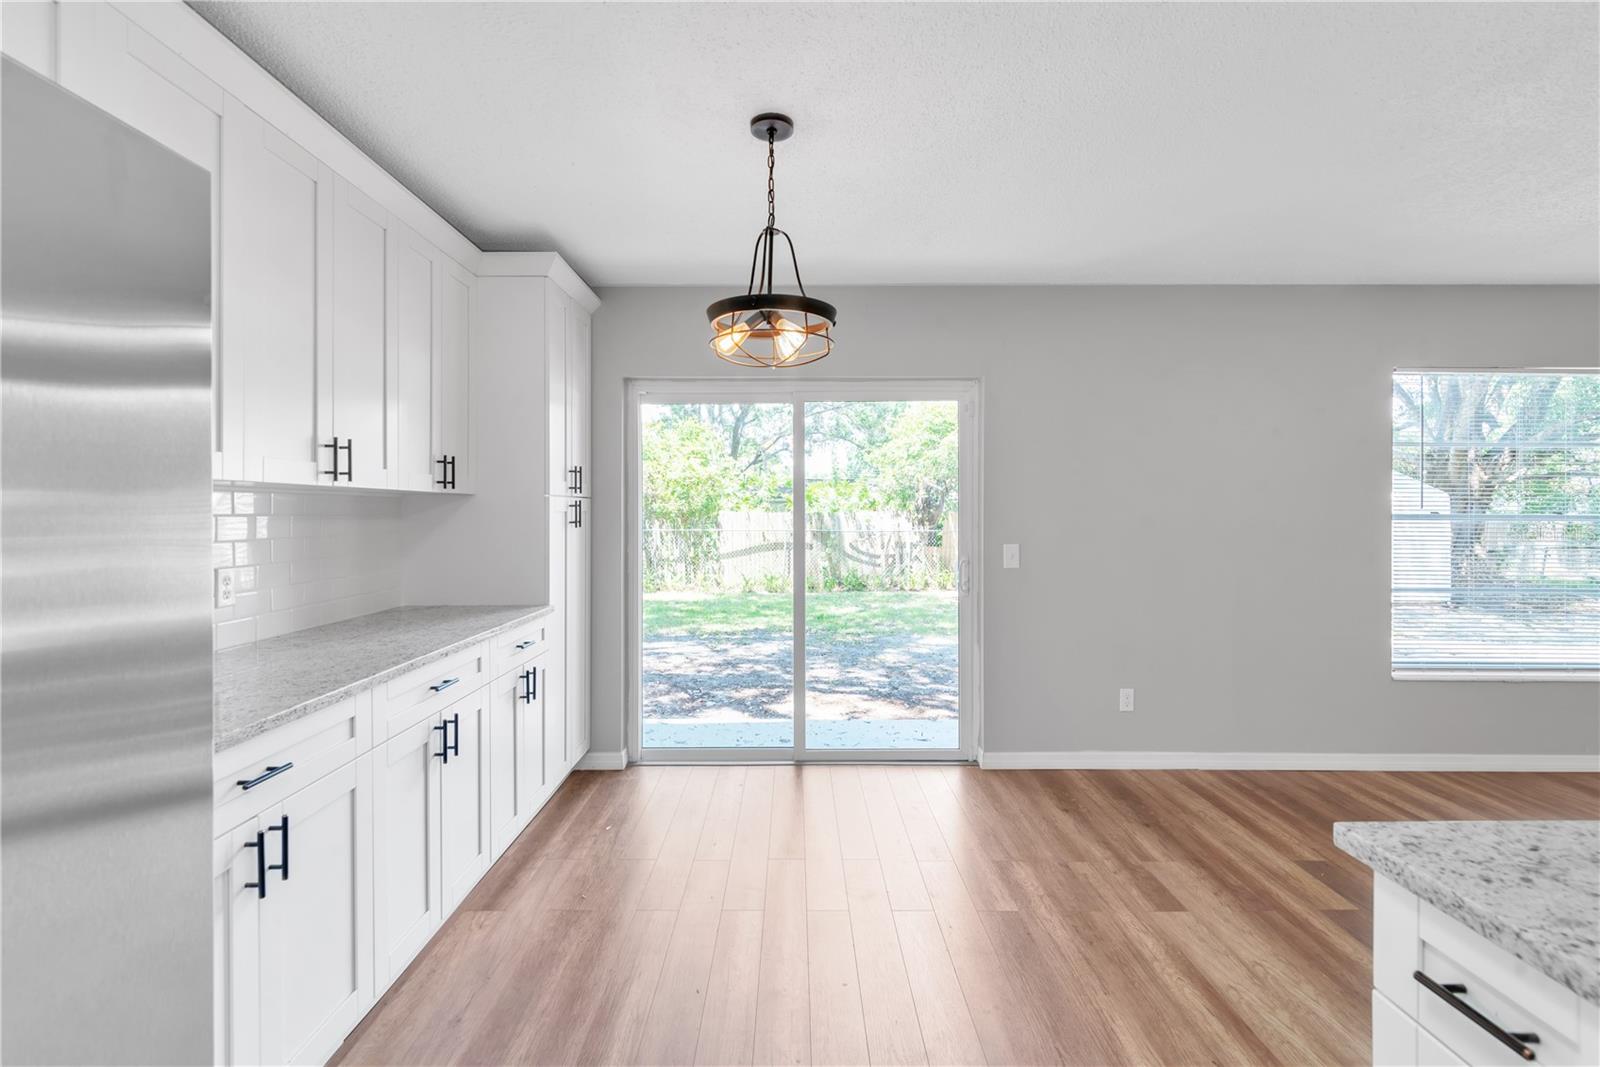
{"left": 1391, "top": 371, "right": 1599, "bottom": 674}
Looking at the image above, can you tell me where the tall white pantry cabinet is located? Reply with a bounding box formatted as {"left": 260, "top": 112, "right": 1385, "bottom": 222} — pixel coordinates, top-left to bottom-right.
{"left": 1, "top": 4, "right": 598, "bottom": 1066}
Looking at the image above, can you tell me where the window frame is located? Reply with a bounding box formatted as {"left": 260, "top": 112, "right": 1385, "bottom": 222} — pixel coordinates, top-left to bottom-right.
{"left": 1389, "top": 366, "right": 1600, "bottom": 682}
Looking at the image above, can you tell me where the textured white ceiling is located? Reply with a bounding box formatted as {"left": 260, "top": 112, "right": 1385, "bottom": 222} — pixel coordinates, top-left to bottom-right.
{"left": 190, "top": 1, "right": 1598, "bottom": 286}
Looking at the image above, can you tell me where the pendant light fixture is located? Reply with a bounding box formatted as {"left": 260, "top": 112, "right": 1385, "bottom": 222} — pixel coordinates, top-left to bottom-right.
{"left": 707, "top": 113, "right": 836, "bottom": 368}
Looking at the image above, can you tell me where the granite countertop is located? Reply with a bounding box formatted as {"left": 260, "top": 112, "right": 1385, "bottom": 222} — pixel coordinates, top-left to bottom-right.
{"left": 1335, "top": 820, "right": 1600, "bottom": 1004}
{"left": 215, "top": 605, "right": 552, "bottom": 752}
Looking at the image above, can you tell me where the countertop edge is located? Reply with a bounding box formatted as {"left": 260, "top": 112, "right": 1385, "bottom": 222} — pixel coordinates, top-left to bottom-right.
{"left": 1333, "top": 822, "right": 1600, "bottom": 1006}
{"left": 215, "top": 605, "right": 554, "bottom": 753}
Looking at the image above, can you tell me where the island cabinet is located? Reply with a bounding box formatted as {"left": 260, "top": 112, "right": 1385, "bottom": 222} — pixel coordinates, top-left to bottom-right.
{"left": 1369, "top": 875, "right": 1599, "bottom": 1067}
{"left": 213, "top": 611, "right": 574, "bottom": 1065}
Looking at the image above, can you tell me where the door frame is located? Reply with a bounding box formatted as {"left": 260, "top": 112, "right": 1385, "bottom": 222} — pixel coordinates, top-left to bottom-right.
{"left": 625, "top": 378, "right": 983, "bottom": 764}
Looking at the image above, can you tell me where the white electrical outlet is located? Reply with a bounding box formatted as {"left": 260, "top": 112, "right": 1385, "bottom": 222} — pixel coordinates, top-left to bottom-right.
{"left": 1002, "top": 543, "right": 1020, "bottom": 569}
{"left": 1119, "top": 688, "right": 1135, "bottom": 712}
{"left": 215, "top": 568, "right": 237, "bottom": 608}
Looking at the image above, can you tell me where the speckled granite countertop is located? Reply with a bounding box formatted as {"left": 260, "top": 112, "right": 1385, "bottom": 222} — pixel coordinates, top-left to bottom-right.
{"left": 1335, "top": 820, "right": 1600, "bottom": 1004}
{"left": 215, "top": 605, "right": 552, "bottom": 752}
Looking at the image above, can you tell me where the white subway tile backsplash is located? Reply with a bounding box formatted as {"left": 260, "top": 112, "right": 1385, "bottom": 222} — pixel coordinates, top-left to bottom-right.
{"left": 212, "top": 489, "right": 408, "bottom": 649}
{"left": 214, "top": 516, "right": 250, "bottom": 541}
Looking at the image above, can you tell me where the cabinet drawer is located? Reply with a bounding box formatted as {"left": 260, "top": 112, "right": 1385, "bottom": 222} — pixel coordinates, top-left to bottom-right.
{"left": 1413, "top": 901, "right": 1589, "bottom": 1066}
{"left": 214, "top": 694, "right": 368, "bottom": 828}
{"left": 377, "top": 642, "right": 489, "bottom": 737}
{"left": 490, "top": 617, "right": 550, "bottom": 678}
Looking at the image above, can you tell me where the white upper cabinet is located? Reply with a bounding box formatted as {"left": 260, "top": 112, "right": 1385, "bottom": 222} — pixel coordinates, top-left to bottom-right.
{"left": 437, "top": 258, "right": 474, "bottom": 493}
{"left": 545, "top": 285, "right": 572, "bottom": 496}
{"left": 223, "top": 95, "right": 332, "bottom": 486}
{"left": 327, "top": 177, "right": 395, "bottom": 489}
{"left": 567, "top": 303, "right": 592, "bottom": 498}
{"left": 391, "top": 224, "right": 440, "bottom": 493}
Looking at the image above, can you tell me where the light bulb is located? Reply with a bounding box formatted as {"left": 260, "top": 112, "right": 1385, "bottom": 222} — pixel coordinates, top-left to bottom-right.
{"left": 772, "top": 315, "right": 805, "bottom": 359}
{"left": 715, "top": 320, "right": 750, "bottom": 355}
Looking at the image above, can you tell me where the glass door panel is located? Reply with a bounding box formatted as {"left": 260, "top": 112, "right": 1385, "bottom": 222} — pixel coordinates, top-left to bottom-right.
{"left": 640, "top": 402, "right": 794, "bottom": 750}
{"left": 802, "top": 401, "right": 961, "bottom": 751}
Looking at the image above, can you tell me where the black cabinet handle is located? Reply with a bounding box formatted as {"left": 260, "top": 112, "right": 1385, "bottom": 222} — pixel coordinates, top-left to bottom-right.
{"left": 266, "top": 816, "right": 289, "bottom": 882}
{"left": 446, "top": 713, "right": 461, "bottom": 758}
{"left": 521, "top": 668, "right": 535, "bottom": 704}
{"left": 448, "top": 455, "right": 456, "bottom": 489}
{"left": 323, "top": 437, "right": 352, "bottom": 481}
{"left": 429, "top": 677, "right": 460, "bottom": 693}
{"left": 569, "top": 499, "right": 582, "bottom": 528}
{"left": 322, "top": 437, "right": 342, "bottom": 480}
{"left": 568, "top": 465, "right": 580, "bottom": 493}
{"left": 1414, "top": 971, "right": 1540, "bottom": 1061}
{"left": 243, "top": 830, "right": 267, "bottom": 899}
{"left": 237, "top": 762, "right": 294, "bottom": 791}
{"left": 433, "top": 721, "right": 449, "bottom": 763}
{"left": 435, "top": 455, "right": 457, "bottom": 489}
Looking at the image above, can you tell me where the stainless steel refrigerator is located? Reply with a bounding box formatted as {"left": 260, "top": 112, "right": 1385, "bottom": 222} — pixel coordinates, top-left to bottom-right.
{"left": 2, "top": 57, "right": 213, "bottom": 1064}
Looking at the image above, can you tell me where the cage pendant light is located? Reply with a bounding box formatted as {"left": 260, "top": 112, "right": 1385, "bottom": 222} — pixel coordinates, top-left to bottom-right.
{"left": 707, "top": 113, "right": 836, "bottom": 368}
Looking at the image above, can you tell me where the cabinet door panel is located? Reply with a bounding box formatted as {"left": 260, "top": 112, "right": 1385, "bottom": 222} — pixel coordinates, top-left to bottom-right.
{"left": 225, "top": 97, "right": 330, "bottom": 485}
{"left": 566, "top": 515, "right": 590, "bottom": 764}
{"left": 330, "top": 177, "right": 392, "bottom": 488}
{"left": 490, "top": 660, "right": 548, "bottom": 858}
{"left": 215, "top": 819, "right": 266, "bottom": 1067}
{"left": 373, "top": 717, "right": 441, "bottom": 992}
{"left": 545, "top": 286, "right": 570, "bottom": 495}
{"left": 568, "top": 306, "right": 591, "bottom": 495}
{"left": 391, "top": 226, "right": 437, "bottom": 492}
{"left": 260, "top": 759, "right": 372, "bottom": 1066}
{"left": 439, "top": 259, "right": 473, "bottom": 492}
{"left": 440, "top": 692, "right": 491, "bottom": 912}
{"left": 545, "top": 500, "right": 569, "bottom": 784}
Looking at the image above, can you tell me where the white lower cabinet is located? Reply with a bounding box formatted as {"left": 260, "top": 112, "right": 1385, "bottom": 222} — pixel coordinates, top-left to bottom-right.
{"left": 217, "top": 626, "right": 583, "bottom": 1064}
{"left": 1369, "top": 875, "right": 1600, "bottom": 1067}
{"left": 489, "top": 656, "right": 548, "bottom": 860}
{"left": 439, "top": 691, "right": 492, "bottom": 913}
{"left": 214, "top": 758, "right": 372, "bottom": 1067}
{"left": 372, "top": 713, "right": 442, "bottom": 993}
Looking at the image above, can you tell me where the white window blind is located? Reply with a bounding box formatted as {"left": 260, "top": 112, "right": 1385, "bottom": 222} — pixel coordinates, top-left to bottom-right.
{"left": 1392, "top": 371, "right": 1599, "bottom": 673}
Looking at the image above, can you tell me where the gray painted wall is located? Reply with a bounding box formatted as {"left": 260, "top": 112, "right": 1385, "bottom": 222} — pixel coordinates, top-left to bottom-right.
{"left": 589, "top": 286, "right": 1600, "bottom": 758}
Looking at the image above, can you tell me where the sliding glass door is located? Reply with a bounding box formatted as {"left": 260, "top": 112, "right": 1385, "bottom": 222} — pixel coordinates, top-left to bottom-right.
{"left": 635, "top": 384, "right": 975, "bottom": 761}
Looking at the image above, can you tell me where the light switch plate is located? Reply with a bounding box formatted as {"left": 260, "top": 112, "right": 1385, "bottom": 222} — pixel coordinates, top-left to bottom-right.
{"left": 1002, "top": 544, "right": 1020, "bottom": 569}
{"left": 1119, "top": 688, "right": 1135, "bottom": 712}
{"left": 215, "top": 568, "right": 237, "bottom": 608}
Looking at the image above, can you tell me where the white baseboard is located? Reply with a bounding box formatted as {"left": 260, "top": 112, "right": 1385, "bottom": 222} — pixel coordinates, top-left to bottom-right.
{"left": 575, "top": 748, "right": 628, "bottom": 771}
{"left": 976, "top": 750, "right": 1600, "bottom": 772}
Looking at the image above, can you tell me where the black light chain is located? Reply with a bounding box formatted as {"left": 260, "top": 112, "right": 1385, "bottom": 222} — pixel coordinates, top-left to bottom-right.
{"left": 766, "top": 128, "right": 776, "bottom": 231}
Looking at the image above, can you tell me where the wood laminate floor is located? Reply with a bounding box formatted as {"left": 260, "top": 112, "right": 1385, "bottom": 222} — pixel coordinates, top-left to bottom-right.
{"left": 331, "top": 766, "right": 1598, "bottom": 1066}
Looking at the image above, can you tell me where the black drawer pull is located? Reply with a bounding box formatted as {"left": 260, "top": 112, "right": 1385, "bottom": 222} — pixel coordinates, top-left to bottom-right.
{"left": 237, "top": 762, "right": 294, "bottom": 791}
{"left": 266, "top": 816, "right": 289, "bottom": 882}
{"left": 429, "top": 677, "right": 460, "bottom": 693}
{"left": 243, "top": 830, "right": 267, "bottom": 899}
{"left": 1414, "top": 971, "right": 1539, "bottom": 1061}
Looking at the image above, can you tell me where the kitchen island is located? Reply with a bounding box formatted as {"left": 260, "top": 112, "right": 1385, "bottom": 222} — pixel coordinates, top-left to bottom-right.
{"left": 1336, "top": 819, "right": 1599, "bottom": 1066}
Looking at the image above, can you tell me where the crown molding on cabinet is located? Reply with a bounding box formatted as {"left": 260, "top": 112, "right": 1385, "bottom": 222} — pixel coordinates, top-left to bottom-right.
{"left": 476, "top": 252, "right": 601, "bottom": 313}
{"left": 112, "top": 0, "right": 483, "bottom": 272}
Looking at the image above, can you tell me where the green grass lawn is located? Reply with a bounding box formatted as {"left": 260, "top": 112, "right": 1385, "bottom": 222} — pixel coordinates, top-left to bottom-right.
{"left": 644, "top": 590, "right": 958, "bottom": 639}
